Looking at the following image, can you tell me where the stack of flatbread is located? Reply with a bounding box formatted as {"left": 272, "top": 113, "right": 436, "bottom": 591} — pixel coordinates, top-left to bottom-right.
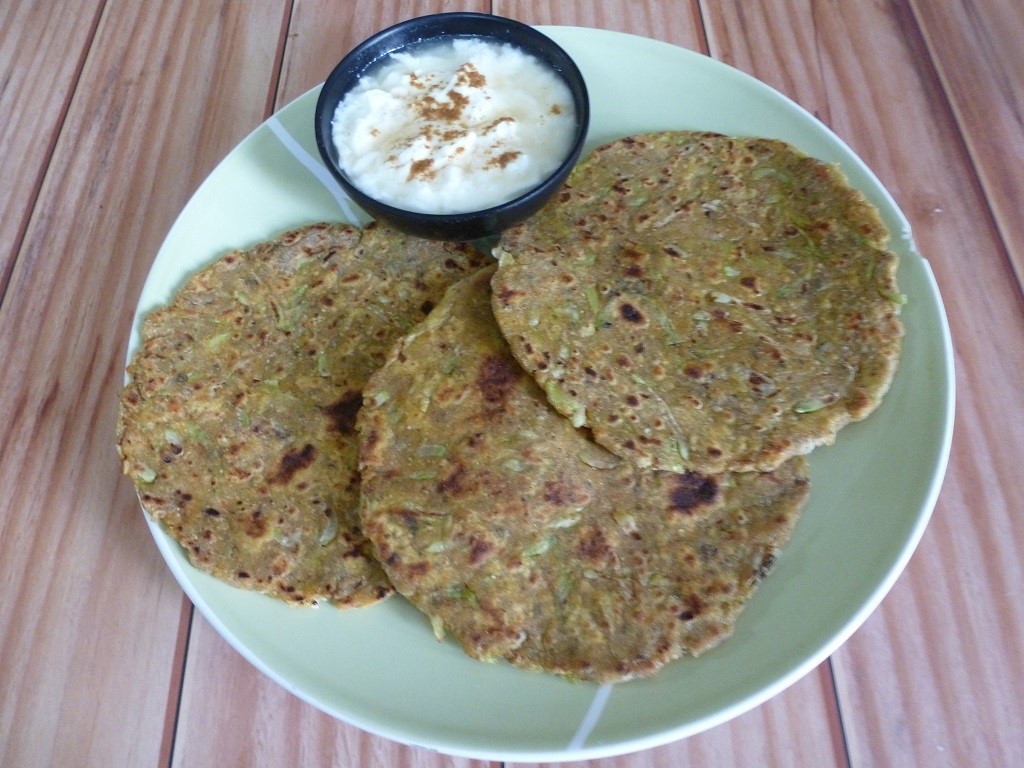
{"left": 119, "top": 131, "right": 903, "bottom": 682}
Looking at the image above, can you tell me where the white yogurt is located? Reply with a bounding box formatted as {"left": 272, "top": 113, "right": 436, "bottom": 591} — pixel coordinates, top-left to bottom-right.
{"left": 331, "top": 37, "right": 577, "bottom": 214}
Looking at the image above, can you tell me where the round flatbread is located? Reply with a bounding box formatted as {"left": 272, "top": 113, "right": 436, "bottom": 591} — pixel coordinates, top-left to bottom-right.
{"left": 358, "top": 267, "right": 809, "bottom": 681}
{"left": 117, "top": 221, "right": 487, "bottom": 606}
{"left": 492, "top": 131, "right": 904, "bottom": 473}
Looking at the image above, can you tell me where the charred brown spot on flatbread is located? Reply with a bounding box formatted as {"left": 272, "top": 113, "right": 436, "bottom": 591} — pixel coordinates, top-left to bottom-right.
{"left": 542, "top": 477, "right": 591, "bottom": 507}
{"left": 324, "top": 391, "right": 362, "bottom": 436}
{"left": 437, "top": 462, "right": 470, "bottom": 496}
{"left": 669, "top": 472, "right": 719, "bottom": 513}
{"left": 576, "top": 526, "right": 612, "bottom": 563}
{"left": 476, "top": 354, "right": 519, "bottom": 407}
{"left": 468, "top": 535, "right": 494, "bottom": 566}
{"left": 618, "top": 302, "right": 645, "bottom": 324}
{"left": 270, "top": 444, "right": 316, "bottom": 485}
{"left": 243, "top": 510, "right": 268, "bottom": 538}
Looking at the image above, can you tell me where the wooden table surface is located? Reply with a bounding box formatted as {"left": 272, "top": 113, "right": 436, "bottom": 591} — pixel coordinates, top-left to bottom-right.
{"left": 2, "top": 1, "right": 1022, "bottom": 765}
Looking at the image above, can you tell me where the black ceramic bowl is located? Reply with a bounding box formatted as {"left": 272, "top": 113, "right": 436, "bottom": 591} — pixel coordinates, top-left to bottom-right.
{"left": 313, "top": 13, "right": 590, "bottom": 241}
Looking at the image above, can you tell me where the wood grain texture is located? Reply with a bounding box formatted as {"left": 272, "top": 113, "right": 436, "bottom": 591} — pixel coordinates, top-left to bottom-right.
{"left": 2, "top": 0, "right": 1022, "bottom": 766}
{"left": 494, "top": 0, "right": 707, "bottom": 52}
{"left": 276, "top": 0, "right": 490, "bottom": 107}
{"left": 909, "top": 0, "right": 1024, "bottom": 286}
{"left": 0, "top": 1, "right": 292, "bottom": 765}
{"left": 700, "top": 0, "right": 1024, "bottom": 764}
{"left": 0, "top": 0, "right": 104, "bottom": 296}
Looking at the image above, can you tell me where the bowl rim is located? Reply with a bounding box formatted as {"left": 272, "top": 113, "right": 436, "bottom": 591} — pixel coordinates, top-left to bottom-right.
{"left": 313, "top": 12, "right": 591, "bottom": 227}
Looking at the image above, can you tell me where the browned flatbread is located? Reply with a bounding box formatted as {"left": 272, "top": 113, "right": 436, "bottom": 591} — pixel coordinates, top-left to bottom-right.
{"left": 492, "top": 131, "right": 904, "bottom": 473}
{"left": 117, "top": 221, "right": 488, "bottom": 606}
{"left": 358, "top": 267, "right": 809, "bottom": 681}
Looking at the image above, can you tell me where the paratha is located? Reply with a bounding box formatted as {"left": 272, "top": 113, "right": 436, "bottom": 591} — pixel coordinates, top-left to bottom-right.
{"left": 492, "top": 131, "right": 904, "bottom": 473}
{"left": 117, "top": 221, "right": 487, "bottom": 606}
{"left": 358, "top": 267, "right": 809, "bottom": 682}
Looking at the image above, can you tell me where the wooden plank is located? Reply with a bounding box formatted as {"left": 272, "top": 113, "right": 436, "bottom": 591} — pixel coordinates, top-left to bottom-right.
{"left": 700, "top": 0, "right": 1024, "bottom": 764}
{"left": 908, "top": 0, "right": 1024, "bottom": 287}
{"left": 0, "top": 0, "right": 104, "bottom": 296}
{"left": 276, "top": 0, "right": 490, "bottom": 105}
{"left": 492, "top": 0, "right": 707, "bottom": 52}
{"left": 0, "top": 1, "right": 293, "bottom": 766}
{"left": 834, "top": 496, "right": 1024, "bottom": 765}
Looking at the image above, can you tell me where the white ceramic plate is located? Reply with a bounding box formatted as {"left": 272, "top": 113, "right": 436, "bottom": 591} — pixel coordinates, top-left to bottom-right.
{"left": 130, "top": 27, "right": 954, "bottom": 762}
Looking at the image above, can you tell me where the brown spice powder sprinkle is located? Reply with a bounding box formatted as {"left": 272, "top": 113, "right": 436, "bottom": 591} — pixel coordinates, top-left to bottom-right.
{"left": 485, "top": 151, "right": 522, "bottom": 170}
{"left": 481, "top": 116, "right": 515, "bottom": 135}
{"left": 455, "top": 62, "right": 487, "bottom": 89}
{"left": 407, "top": 158, "right": 436, "bottom": 181}
{"left": 417, "top": 89, "right": 469, "bottom": 121}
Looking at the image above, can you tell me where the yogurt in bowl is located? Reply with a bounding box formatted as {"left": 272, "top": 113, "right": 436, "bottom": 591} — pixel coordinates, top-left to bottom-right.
{"left": 331, "top": 38, "right": 577, "bottom": 215}
{"left": 314, "top": 13, "right": 590, "bottom": 241}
